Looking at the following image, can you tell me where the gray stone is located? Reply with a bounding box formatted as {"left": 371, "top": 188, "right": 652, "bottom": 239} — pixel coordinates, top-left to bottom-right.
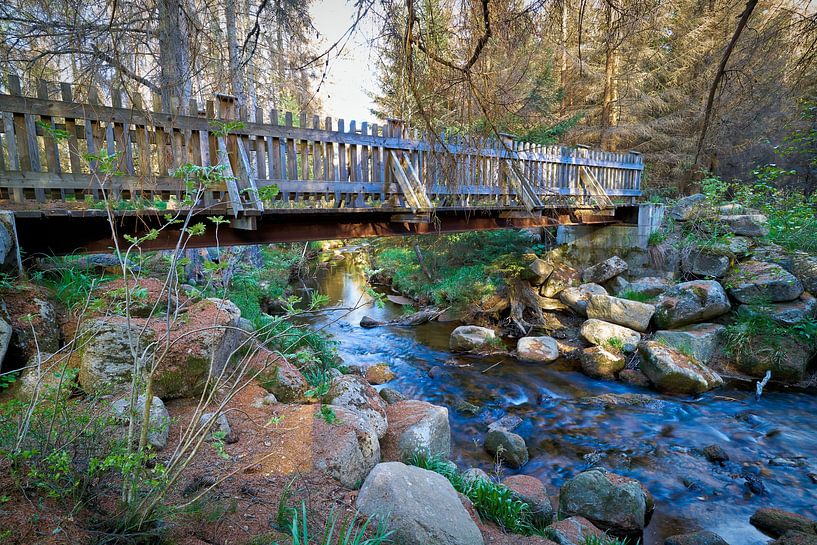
{"left": 356, "top": 462, "right": 484, "bottom": 545}
{"left": 580, "top": 346, "right": 626, "bottom": 379}
{"left": 605, "top": 275, "right": 631, "bottom": 295}
{"left": 111, "top": 395, "right": 170, "bottom": 450}
{"left": 559, "top": 283, "right": 608, "bottom": 316}
{"left": 315, "top": 406, "right": 381, "bottom": 489}
{"left": 638, "top": 340, "right": 723, "bottom": 394}
{"left": 702, "top": 444, "right": 729, "bottom": 463}
{"left": 627, "top": 276, "right": 673, "bottom": 298}
{"left": 484, "top": 429, "right": 528, "bottom": 468}
{"left": 719, "top": 214, "right": 769, "bottom": 237}
{"left": 726, "top": 261, "right": 803, "bottom": 303}
{"left": 771, "top": 532, "right": 817, "bottom": 545}
{"left": 580, "top": 319, "right": 641, "bottom": 352}
{"left": 516, "top": 336, "right": 559, "bottom": 363}
{"left": 0, "top": 316, "right": 11, "bottom": 367}
{"left": 619, "top": 368, "right": 651, "bottom": 387}
{"left": 582, "top": 256, "right": 629, "bottom": 284}
{"left": 586, "top": 294, "right": 655, "bottom": 332}
{"left": 381, "top": 400, "right": 451, "bottom": 461}
{"left": 542, "top": 265, "right": 581, "bottom": 298}
{"left": 502, "top": 474, "right": 554, "bottom": 526}
{"left": 450, "top": 325, "right": 496, "bottom": 352}
{"left": 326, "top": 374, "right": 388, "bottom": 439}
{"left": 670, "top": 194, "right": 708, "bottom": 221}
{"left": 528, "top": 258, "right": 554, "bottom": 286}
{"left": 536, "top": 295, "right": 569, "bottom": 311}
{"left": 77, "top": 319, "right": 156, "bottom": 393}
{"left": 792, "top": 252, "right": 817, "bottom": 294}
{"left": 740, "top": 293, "right": 817, "bottom": 326}
{"left": 559, "top": 467, "right": 651, "bottom": 534}
{"left": 750, "top": 508, "right": 817, "bottom": 538}
{"left": 547, "top": 516, "right": 605, "bottom": 545}
{"left": 379, "top": 387, "right": 406, "bottom": 405}
{"left": 682, "top": 249, "right": 730, "bottom": 278}
{"left": 653, "top": 323, "right": 725, "bottom": 364}
{"left": 0, "top": 218, "right": 12, "bottom": 266}
{"left": 199, "top": 412, "right": 237, "bottom": 443}
{"left": 665, "top": 531, "right": 731, "bottom": 545}
{"left": 733, "top": 336, "right": 814, "bottom": 382}
{"left": 653, "top": 280, "right": 731, "bottom": 328}
{"left": 487, "top": 414, "right": 523, "bottom": 433}
{"left": 462, "top": 467, "right": 491, "bottom": 484}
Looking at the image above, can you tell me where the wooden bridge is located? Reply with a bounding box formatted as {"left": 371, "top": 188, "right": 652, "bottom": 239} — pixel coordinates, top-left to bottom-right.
{"left": 0, "top": 76, "right": 643, "bottom": 254}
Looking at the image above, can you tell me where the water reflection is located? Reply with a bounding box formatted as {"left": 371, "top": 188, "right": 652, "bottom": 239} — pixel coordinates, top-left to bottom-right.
{"left": 299, "top": 256, "right": 817, "bottom": 545}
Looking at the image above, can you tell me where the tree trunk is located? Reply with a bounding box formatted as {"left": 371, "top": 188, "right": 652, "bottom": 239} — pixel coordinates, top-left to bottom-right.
{"left": 560, "top": 0, "right": 569, "bottom": 113}
{"left": 225, "top": 0, "right": 246, "bottom": 109}
{"left": 157, "top": 0, "right": 192, "bottom": 113}
{"left": 600, "top": 1, "right": 619, "bottom": 151}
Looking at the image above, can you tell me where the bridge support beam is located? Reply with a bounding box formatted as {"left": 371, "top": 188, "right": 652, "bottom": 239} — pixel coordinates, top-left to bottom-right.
{"left": 0, "top": 211, "right": 24, "bottom": 276}
{"left": 12, "top": 207, "right": 636, "bottom": 257}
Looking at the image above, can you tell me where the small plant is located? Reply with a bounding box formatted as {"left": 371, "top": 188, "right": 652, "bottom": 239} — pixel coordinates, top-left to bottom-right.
{"left": 607, "top": 337, "right": 624, "bottom": 352}
{"left": 318, "top": 405, "right": 338, "bottom": 425}
{"left": 409, "top": 453, "right": 544, "bottom": 535}
{"left": 282, "top": 502, "right": 393, "bottom": 545}
{"left": 581, "top": 535, "right": 636, "bottom": 545}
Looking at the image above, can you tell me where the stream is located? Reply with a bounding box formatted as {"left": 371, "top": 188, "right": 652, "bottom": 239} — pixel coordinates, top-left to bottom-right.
{"left": 300, "top": 254, "right": 817, "bottom": 545}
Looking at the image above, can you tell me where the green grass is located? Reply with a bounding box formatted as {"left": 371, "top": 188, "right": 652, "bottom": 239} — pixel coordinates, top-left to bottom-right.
{"left": 281, "top": 502, "right": 393, "bottom": 545}
{"left": 617, "top": 290, "right": 652, "bottom": 303}
{"left": 606, "top": 337, "right": 624, "bottom": 352}
{"left": 409, "top": 453, "right": 545, "bottom": 535}
{"left": 580, "top": 536, "right": 635, "bottom": 545}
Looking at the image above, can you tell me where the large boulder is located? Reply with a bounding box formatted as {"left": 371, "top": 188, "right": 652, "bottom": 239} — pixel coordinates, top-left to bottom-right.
{"left": 547, "top": 516, "right": 605, "bottom": 545}
{"left": 450, "top": 325, "right": 496, "bottom": 352}
{"left": 682, "top": 249, "right": 730, "bottom": 278}
{"left": 730, "top": 336, "right": 814, "bottom": 383}
{"left": 0, "top": 316, "right": 12, "bottom": 367}
{"left": 2, "top": 285, "right": 61, "bottom": 361}
{"left": 314, "top": 405, "right": 381, "bottom": 488}
{"left": 381, "top": 400, "right": 451, "bottom": 461}
{"left": 664, "top": 531, "right": 730, "bottom": 545}
{"left": 725, "top": 261, "right": 803, "bottom": 303}
{"left": 502, "top": 474, "right": 554, "bottom": 526}
{"left": 580, "top": 319, "right": 641, "bottom": 352}
{"left": 559, "top": 284, "right": 608, "bottom": 316}
{"left": 580, "top": 346, "right": 625, "bottom": 379}
{"left": 639, "top": 340, "right": 723, "bottom": 394}
{"left": 150, "top": 298, "right": 244, "bottom": 399}
{"left": 484, "top": 428, "right": 528, "bottom": 468}
{"left": 719, "top": 214, "right": 769, "bottom": 237}
{"left": 582, "top": 256, "right": 629, "bottom": 284}
{"left": 669, "top": 194, "right": 708, "bottom": 221}
{"left": 542, "top": 265, "right": 581, "bottom": 298}
{"left": 750, "top": 508, "right": 817, "bottom": 538}
{"left": 0, "top": 217, "right": 12, "bottom": 268}
{"left": 792, "top": 252, "right": 817, "bottom": 294}
{"left": 559, "top": 468, "right": 651, "bottom": 534}
{"left": 356, "top": 462, "right": 484, "bottom": 545}
{"left": 743, "top": 293, "right": 817, "bottom": 326}
{"left": 14, "top": 352, "right": 76, "bottom": 401}
{"left": 517, "top": 336, "right": 559, "bottom": 363}
{"left": 111, "top": 395, "right": 170, "bottom": 450}
{"left": 325, "top": 374, "right": 388, "bottom": 438}
{"left": 653, "top": 280, "right": 731, "bottom": 328}
{"left": 528, "top": 258, "right": 554, "bottom": 286}
{"left": 586, "top": 294, "right": 655, "bottom": 332}
{"left": 77, "top": 318, "right": 157, "bottom": 393}
{"left": 771, "top": 532, "right": 817, "bottom": 545}
{"left": 253, "top": 352, "right": 309, "bottom": 402}
{"left": 653, "top": 323, "right": 725, "bottom": 364}
{"left": 627, "top": 277, "right": 673, "bottom": 298}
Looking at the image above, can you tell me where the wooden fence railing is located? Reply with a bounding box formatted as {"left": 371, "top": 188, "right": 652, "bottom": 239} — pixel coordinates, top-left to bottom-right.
{"left": 0, "top": 76, "right": 643, "bottom": 217}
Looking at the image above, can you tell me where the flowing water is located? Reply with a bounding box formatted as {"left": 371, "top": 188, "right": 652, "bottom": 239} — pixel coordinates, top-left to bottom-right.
{"left": 300, "top": 255, "right": 817, "bottom": 544}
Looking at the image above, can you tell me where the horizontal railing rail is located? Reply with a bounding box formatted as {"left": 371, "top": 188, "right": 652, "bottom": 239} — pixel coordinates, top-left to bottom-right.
{"left": 0, "top": 76, "right": 643, "bottom": 216}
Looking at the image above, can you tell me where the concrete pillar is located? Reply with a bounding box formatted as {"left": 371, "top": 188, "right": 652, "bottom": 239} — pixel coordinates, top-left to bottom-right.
{"left": 637, "top": 203, "right": 664, "bottom": 246}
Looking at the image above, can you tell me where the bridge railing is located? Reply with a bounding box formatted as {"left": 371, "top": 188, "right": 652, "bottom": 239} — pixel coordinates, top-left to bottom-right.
{"left": 0, "top": 77, "right": 642, "bottom": 215}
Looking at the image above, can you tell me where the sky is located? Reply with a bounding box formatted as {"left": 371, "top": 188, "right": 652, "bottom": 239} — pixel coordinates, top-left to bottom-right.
{"left": 309, "top": 0, "right": 380, "bottom": 123}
